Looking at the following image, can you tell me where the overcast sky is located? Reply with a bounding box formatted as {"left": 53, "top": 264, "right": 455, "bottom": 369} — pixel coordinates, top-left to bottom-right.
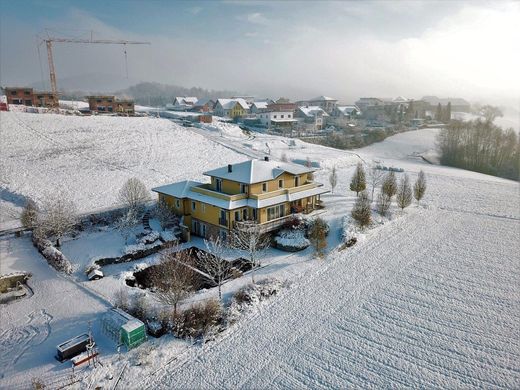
{"left": 1, "top": 0, "right": 519, "bottom": 105}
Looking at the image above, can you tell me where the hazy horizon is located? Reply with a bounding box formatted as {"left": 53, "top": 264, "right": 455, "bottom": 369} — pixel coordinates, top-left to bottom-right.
{"left": 1, "top": 0, "right": 519, "bottom": 107}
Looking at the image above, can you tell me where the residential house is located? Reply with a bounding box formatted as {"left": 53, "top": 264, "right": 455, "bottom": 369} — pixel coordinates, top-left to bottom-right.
{"left": 421, "top": 96, "right": 470, "bottom": 113}
{"left": 231, "top": 96, "right": 255, "bottom": 105}
{"left": 257, "top": 110, "right": 297, "bottom": 131}
{"left": 295, "top": 106, "right": 329, "bottom": 130}
{"left": 307, "top": 96, "right": 338, "bottom": 114}
{"left": 333, "top": 105, "right": 360, "bottom": 120}
{"left": 152, "top": 157, "right": 329, "bottom": 240}
{"left": 250, "top": 101, "right": 269, "bottom": 114}
{"left": 355, "top": 97, "right": 385, "bottom": 112}
{"left": 115, "top": 100, "right": 135, "bottom": 115}
{"left": 173, "top": 96, "right": 198, "bottom": 106}
{"left": 191, "top": 98, "right": 215, "bottom": 113}
{"left": 214, "top": 98, "right": 250, "bottom": 118}
{"left": 267, "top": 98, "right": 297, "bottom": 112}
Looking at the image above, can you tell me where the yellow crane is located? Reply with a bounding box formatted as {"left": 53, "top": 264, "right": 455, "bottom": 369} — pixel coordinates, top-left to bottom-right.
{"left": 40, "top": 32, "right": 150, "bottom": 106}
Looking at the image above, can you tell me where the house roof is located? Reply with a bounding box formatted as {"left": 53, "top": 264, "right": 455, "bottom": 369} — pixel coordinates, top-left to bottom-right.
{"left": 203, "top": 159, "right": 314, "bottom": 184}
{"left": 152, "top": 180, "right": 203, "bottom": 199}
{"left": 336, "top": 105, "right": 359, "bottom": 114}
{"left": 216, "top": 98, "right": 250, "bottom": 110}
{"left": 193, "top": 98, "right": 214, "bottom": 106}
{"left": 421, "top": 96, "right": 470, "bottom": 106}
{"left": 251, "top": 101, "right": 269, "bottom": 109}
{"left": 298, "top": 106, "right": 329, "bottom": 117}
{"left": 309, "top": 95, "right": 337, "bottom": 102}
{"left": 175, "top": 97, "right": 198, "bottom": 105}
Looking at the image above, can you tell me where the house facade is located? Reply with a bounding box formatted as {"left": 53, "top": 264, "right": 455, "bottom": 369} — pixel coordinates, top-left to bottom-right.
{"left": 257, "top": 110, "right": 297, "bottom": 129}
{"left": 307, "top": 96, "right": 338, "bottom": 114}
{"left": 295, "top": 106, "right": 329, "bottom": 130}
{"left": 214, "top": 98, "right": 249, "bottom": 118}
{"left": 3, "top": 87, "right": 57, "bottom": 107}
{"left": 152, "top": 158, "right": 329, "bottom": 240}
{"left": 87, "top": 96, "right": 135, "bottom": 114}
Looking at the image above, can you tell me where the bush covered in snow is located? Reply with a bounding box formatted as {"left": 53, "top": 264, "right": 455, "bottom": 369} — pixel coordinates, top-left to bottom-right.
{"left": 227, "top": 278, "right": 284, "bottom": 324}
{"left": 138, "top": 231, "right": 161, "bottom": 245}
{"left": 174, "top": 298, "right": 223, "bottom": 340}
{"left": 41, "top": 246, "right": 73, "bottom": 274}
{"left": 32, "top": 234, "right": 73, "bottom": 274}
{"left": 124, "top": 241, "right": 162, "bottom": 255}
{"left": 274, "top": 229, "right": 310, "bottom": 252}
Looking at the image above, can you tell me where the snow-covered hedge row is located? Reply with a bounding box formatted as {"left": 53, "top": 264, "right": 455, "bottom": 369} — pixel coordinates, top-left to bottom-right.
{"left": 32, "top": 235, "right": 73, "bottom": 274}
{"left": 227, "top": 278, "right": 285, "bottom": 324}
{"left": 274, "top": 229, "right": 310, "bottom": 252}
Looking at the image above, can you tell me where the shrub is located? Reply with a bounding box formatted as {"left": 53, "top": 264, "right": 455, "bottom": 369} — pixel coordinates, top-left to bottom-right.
{"left": 175, "top": 299, "right": 223, "bottom": 339}
{"left": 282, "top": 215, "right": 304, "bottom": 230}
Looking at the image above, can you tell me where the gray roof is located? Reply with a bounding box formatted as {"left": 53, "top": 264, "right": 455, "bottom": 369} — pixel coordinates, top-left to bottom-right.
{"left": 203, "top": 159, "right": 314, "bottom": 184}
{"left": 152, "top": 180, "right": 203, "bottom": 198}
{"left": 309, "top": 96, "right": 337, "bottom": 102}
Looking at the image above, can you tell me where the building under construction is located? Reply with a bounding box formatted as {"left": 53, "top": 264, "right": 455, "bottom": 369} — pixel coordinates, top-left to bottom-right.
{"left": 2, "top": 87, "right": 58, "bottom": 108}
{"left": 86, "top": 95, "right": 135, "bottom": 115}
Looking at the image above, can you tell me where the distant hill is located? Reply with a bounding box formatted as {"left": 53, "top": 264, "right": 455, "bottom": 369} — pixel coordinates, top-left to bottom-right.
{"left": 116, "top": 82, "right": 239, "bottom": 107}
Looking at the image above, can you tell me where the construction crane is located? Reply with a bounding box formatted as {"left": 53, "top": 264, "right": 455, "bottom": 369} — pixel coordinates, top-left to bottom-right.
{"left": 40, "top": 32, "right": 150, "bottom": 106}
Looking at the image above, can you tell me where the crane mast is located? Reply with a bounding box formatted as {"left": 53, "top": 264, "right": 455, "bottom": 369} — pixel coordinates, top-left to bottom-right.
{"left": 41, "top": 34, "right": 150, "bottom": 107}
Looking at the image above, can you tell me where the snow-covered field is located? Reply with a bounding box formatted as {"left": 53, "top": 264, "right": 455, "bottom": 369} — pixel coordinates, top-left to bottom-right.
{"left": 0, "top": 112, "right": 519, "bottom": 389}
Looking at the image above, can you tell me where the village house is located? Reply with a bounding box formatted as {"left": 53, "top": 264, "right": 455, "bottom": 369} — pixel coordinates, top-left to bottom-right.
{"left": 268, "top": 98, "right": 297, "bottom": 112}
{"left": 295, "top": 106, "right": 329, "bottom": 131}
{"left": 2, "top": 87, "right": 58, "bottom": 108}
{"left": 214, "top": 98, "right": 249, "bottom": 118}
{"left": 86, "top": 96, "right": 135, "bottom": 115}
{"left": 306, "top": 96, "right": 338, "bottom": 114}
{"left": 355, "top": 97, "right": 385, "bottom": 112}
{"left": 152, "top": 157, "right": 329, "bottom": 240}
{"left": 257, "top": 110, "right": 298, "bottom": 131}
{"left": 250, "top": 101, "right": 269, "bottom": 114}
{"left": 333, "top": 105, "right": 360, "bottom": 120}
{"left": 190, "top": 98, "right": 215, "bottom": 113}
{"left": 421, "top": 96, "right": 471, "bottom": 113}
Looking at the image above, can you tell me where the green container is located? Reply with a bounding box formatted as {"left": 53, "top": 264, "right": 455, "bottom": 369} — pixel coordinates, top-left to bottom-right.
{"left": 120, "top": 320, "right": 146, "bottom": 349}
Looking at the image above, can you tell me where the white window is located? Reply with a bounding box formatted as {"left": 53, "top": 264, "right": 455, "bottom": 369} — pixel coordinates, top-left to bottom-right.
{"left": 216, "top": 178, "right": 222, "bottom": 192}
{"left": 235, "top": 210, "right": 240, "bottom": 221}
{"left": 281, "top": 114, "right": 284, "bottom": 118}
{"left": 262, "top": 182, "right": 268, "bottom": 192}
{"left": 288, "top": 114, "right": 292, "bottom": 118}
{"left": 243, "top": 209, "right": 248, "bottom": 220}
{"left": 240, "top": 183, "right": 248, "bottom": 194}
{"left": 202, "top": 203, "right": 206, "bottom": 213}
{"left": 295, "top": 176, "right": 300, "bottom": 186}
{"left": 278, "top": 179, "right": 284, "bottom": 189}
{"left": 201, "top": 224, "right": 207, "bottom": 237}
{"left": 175, "top": 199, "right": 180, "bottom": 208}
{"left": 274, "top": 115, "right": 277, "bottom": 118}
{"left": 191, "top": 201, "right": 196, "bottom": 211}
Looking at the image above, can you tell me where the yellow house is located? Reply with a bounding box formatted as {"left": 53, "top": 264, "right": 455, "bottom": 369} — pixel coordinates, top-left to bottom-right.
{"left": 152, "top": 157, "right": 329, "bottom": 240}
{"left": 214, "top": 98, "right": 249, "bottom": 119}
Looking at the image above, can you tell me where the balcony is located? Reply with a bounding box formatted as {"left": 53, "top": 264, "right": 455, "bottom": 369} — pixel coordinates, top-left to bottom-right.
{"left": 192, "top": 184, "right": 248, "bottom": 201}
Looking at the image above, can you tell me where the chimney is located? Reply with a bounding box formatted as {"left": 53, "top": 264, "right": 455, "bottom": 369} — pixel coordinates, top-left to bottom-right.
{"left": 264, "top": 156, "right": 269, "bottom": 162}
{"left": 228, "top": 164, "right": 232, "bottom": 173}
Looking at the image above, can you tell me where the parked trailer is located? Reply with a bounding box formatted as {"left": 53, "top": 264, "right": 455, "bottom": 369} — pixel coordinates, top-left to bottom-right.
{"left": 56, "top": 333, "right": 91, "bottom": 362}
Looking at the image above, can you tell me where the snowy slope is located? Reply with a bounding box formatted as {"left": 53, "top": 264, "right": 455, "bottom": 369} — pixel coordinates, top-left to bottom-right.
{"left": 0, "top": 112, "right": 248, "bottom": 218}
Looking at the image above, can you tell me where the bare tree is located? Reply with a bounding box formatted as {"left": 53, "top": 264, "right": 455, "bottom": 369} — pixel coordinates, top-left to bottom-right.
{"left": 198, "top": 236, "right": 233, "bottom": 301}
{"left": 154, "top": 198, "right": 178, "bottom": 229}
{"left": 113, "top": 287, "right": 130, "bottom": 311}
{"left": 480, "top": 105, "right": 503, "bottom": 123}
{"left": 230, "top": 221, "right": 270, "bottom": 283}
{"left": 413, "top": 170, "right": 427, "bottom": 204}
{"left": 115, "top": 208, "right": 140, "bottom": 244}
{"left": 151, "top": 249, "right": 195, "bottom": 315}
{"left": 350, "top": 162, "right": 366, "bottom": 196}
{"left": 376, "top": 192, "right": 392, "bottom": 217}
{"left": 307, "top": 217, "right": 328, "bottom": 258}
{"left": 382, "top": 171, "right": 397, "bottom": 198}
{"left": 38, "top": 196, "right": 77, "bottom": 247}
{"left": 21, "top": 198, "right": 39, "bottom": 229}
{"left": 351, "top": 191, "right": 371, "bottom": 228}
{"left": 119, "top": 178, "right": 150, "bottom": 213}
{"left": 329, "top": 166, "right": 338, "bottom": 194}
{"left": 368, "top": 166, "right": 385, "bottom": 202}
{"left": 396, "top": 174, "right": 413, "bottom": 210}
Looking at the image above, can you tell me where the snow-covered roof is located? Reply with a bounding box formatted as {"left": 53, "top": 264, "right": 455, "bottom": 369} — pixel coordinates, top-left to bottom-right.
{"left": 152, "top": 180, "right": 204, "bottom": 199}
{"left": 309, "top": 96, "right": 337, "bottom": 102}
{"left": 271, "top": 118, "right": 298, "bottom": 123}
{"left": 421, "top": 96, "right": 470, "bottom": 106}
{"left": 194, "top": 98, "right": 214, "bottom": 106}
{"left": 251, "top": 101, "right": 269, "bottom": 109}
{"left": 393, "top": 96, "right": 409, "bottom": 103}
{"left": 204, "top": 159, "right": 314, "bottom": 184}
{"left": 216, "top": 98, "right": 250, "bottom": 110}
{"left": 298, "top": 106, "right": 329, "bottom": 117}
{"left": 175, "top": 97, "right": 198, "bottom": 105}
{"left": 336, "top": 105, "right": 359, "bottom": 114}
{"left": 122, "top": 319, "right": 144, "bottom": 333}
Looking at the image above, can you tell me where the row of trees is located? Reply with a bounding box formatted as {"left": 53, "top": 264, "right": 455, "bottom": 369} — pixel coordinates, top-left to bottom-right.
{"left": 349, "top": 163, "right": 427, "bottom": 228}
{"left": 437, "top": 119, "right": 519, "bottom": 180}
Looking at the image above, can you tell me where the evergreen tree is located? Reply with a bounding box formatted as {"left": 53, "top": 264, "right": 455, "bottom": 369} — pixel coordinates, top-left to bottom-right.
{"left": 445, "top": 102, "right": 452, "bottom": 122}
{"left": 435, "top": 103, "right": 442, "bottom": 122}
{"left": 413, "top": 170, "right": 427, "bottom": 204}
{"left": 351, "top": 191, "right": 371, "bottom": 228}
{"left": 382, "top": 171, "right": 397, "bottom": 198}
{"left": 349, "top": 162, "right": 366, "bottom": 196}
{"left": 396, "top": 174, "right": 413, "bottom": 210}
